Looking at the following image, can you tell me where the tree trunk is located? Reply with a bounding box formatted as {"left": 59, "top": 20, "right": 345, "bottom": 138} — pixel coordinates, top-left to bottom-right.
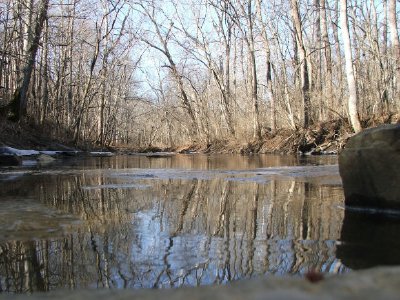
{"left": 382, "top": 0, "right": 388, "bottom": 56}
{"left": 256, "top": 0, "right": 276, "bottom": 134}
{"left": 388, "top": 0, "right": 400, "bottom": 101}
{"left": 340, "top": 0, "right": 362, "bottom": 133}
{"left": 332, "top": 0, "right": 343, "bottom": 88}
{"left": 9, "top": 0, "right": 49, "bottom": 121}
{"left": 40, "top": 18, "right": 49, "bottom": 124}
{"left": 247, "top": 1, "right": 261, "bottom": 140}
{"left": 291, "top": 0, "right": 311, "bottom": 128}
{"left": 320, "top": 0, "right": 332, "bottom": 117}
{"left": 67, "top": 0, "right": 77, "bottom": 128}
{"left": 313, "top": 0, "right": 321, "bottom": 93}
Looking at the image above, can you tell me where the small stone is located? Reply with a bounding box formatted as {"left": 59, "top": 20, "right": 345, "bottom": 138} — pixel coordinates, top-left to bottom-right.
{"left": 305, "top": 270, "right": 324, "bottom": 283}
{"left": 37, "top": 154, "right": 56, "bottom": 163}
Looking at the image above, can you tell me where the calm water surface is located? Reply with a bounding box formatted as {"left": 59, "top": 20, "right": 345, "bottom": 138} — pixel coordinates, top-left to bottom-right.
{"left": 0, "top": 154, "right": 399, "bottom": 293}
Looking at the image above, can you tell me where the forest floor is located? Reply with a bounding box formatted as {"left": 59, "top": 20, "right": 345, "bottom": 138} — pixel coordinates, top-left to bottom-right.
{"left": 1, "top": 113, "right": 399, "bottom": 154}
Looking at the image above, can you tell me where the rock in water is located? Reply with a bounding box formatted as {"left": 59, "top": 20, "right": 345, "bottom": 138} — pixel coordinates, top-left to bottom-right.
{"left": 0, "top": 155, "right": 21, "bottom": 166}
{"left": 37, "top": 154, "right": 56, "bottom": 163}
{"left": 339, "top": 124, "right": 400, "bottom": 210}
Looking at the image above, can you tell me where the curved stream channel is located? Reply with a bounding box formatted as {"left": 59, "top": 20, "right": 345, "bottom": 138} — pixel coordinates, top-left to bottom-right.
{"left": 1, "top": 154, "right": 399, "bottom": 293}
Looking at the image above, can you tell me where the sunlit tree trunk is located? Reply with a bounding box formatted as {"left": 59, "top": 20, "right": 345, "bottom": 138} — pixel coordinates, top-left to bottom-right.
{"left": 39, "top": 18, "right": 49, "bottom": 124}
{"left": 320, "top": 0, "right": 332, "bottom": 118}
{"left": 340, "top": 0, "right": 362, "bottom": 133}
{"left": 312, "top": 0, "right": 321, "bottom": 93}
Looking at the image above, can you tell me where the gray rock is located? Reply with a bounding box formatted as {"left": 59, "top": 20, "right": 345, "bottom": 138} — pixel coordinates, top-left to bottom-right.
{"left": 89, "top": 151, "right": 114, "bottom": 157}
{"left": 339, "top": 124, "right": 400, "bottom": 209}
{"left": 2, "top": 266, "right": 400, "bottom": 300}
{"left": 37, "top": 154, "right": 56, "bottom": 163}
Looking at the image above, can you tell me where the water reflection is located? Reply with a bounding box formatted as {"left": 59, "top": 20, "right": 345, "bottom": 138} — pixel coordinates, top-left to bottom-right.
{"left": 0, "top": 155, "right": 345, "bottom": 293}
{"left": 56, "top": 153, "right": 338, "bottom": 171}
{"left": 337, "top": 209, "right": 400, "bottom": 269}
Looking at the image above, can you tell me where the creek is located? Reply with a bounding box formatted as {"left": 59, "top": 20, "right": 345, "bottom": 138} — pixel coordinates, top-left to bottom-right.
{"left": 0, "top": 154, "right": 399, "bottom": 293}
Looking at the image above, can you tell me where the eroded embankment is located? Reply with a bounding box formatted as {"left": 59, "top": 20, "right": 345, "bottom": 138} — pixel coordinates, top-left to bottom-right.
{"left": 1, "top": 115, "right": 399, "bottom": 155}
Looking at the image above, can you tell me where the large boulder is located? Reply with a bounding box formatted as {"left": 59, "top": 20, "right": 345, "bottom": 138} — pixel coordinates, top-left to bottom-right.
{"left": 339, "top": 124, "right": 400, "bottom": 210}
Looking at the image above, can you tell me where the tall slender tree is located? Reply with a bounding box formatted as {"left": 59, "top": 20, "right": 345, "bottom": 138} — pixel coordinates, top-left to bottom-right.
{"left": 256, "top": 0, "right": 275, "bottom": 134}
{"left": 340, "top": 0, "right": 362, "bottom": 133}
{"left": 388, "top": 0, "right": 400, "bottom": 101}
{"left": 291, "top": 0, "right": 310, "bottom": 128}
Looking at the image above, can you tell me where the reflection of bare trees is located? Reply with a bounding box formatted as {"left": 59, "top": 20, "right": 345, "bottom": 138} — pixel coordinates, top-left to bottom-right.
{"left": 0, "top": 170, "right": 346, "bottom": 292}
{"left": 0, "top": 241, "right": 45, "bottom": 292}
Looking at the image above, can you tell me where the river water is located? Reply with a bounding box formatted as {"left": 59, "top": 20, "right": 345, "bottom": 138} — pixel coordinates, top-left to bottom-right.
{"left": 0, "top": 154, "right": 399, "bottom": 293}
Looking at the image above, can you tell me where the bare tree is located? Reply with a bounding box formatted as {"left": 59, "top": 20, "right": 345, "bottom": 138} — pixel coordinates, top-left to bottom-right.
{"left": 228, "top": 0, "right": 261, "bottom": 139}
{"left": 255, "top": 0, "right": 276, "bottom": 133}
{"left": 340, "top": 0, "right": 362, "bottom": 133}
{"left": 177, "top": 0, "right": 236, "bottom": 137}
{"left": 320, "top": 0, "right": 332, "bottom": 116}
{"left": 9, "top": 0, "right": 49, "bottom": 121}
{"left": 388, "top": 0, "right": 400, "bottom": 101}
{"left": 134, "top": 1, "right": 198, "bottom": 138}
{"left": 290, "top": 0, "right": 310, "bottom": 128}
{"left": 246, "top": 1, "right": 262, "bottom": 139}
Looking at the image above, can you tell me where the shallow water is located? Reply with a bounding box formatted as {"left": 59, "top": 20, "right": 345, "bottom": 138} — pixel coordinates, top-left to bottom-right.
{"left": 0, "top": 154, "right": 399, "bottom": 293}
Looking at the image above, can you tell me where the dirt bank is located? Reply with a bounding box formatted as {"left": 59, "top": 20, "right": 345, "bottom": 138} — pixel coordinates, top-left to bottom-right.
{"left": 171, "top": 119, "right": 351, "bottom": 155}
{"left": 142, "top": 115, "right": 400, "bottom": 155}
{"left": 1, "top": 115, "right": 399, "bottom": 154}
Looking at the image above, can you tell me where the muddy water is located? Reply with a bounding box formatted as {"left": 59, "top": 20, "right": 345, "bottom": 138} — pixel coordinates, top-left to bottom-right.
{"left": 0, "top": 154, "right": 393, "bottom": 293}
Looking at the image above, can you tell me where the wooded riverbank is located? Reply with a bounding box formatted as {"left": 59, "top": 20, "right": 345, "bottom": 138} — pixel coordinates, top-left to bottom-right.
{"left": 1, "top": 114, "right": 398, "bottom": 155}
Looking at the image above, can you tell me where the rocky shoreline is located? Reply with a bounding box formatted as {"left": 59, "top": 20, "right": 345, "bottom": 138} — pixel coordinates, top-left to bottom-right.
{"left": 0, "top": 146, "right": 114, "bottom": 166}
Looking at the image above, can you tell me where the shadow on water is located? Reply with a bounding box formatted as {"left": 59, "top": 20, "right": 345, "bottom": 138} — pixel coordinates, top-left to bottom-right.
{"left": 337, "top": 208, "right": 400, "bottom": 269}
{"left": 0, "top": 154, "right": 365, "bottom": 293}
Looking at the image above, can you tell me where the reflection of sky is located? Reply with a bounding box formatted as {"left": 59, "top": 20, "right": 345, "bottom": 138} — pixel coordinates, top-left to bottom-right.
{"left": 127, "top": 209, "right": 217, "bottom": 288}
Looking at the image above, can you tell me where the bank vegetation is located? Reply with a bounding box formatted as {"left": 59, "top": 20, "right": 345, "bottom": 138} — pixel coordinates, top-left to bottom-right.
{"left": 0, "top": 0, "right": 399, "bottom": 152}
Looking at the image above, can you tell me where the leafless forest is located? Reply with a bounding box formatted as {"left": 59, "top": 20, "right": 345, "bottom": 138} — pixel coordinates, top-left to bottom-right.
{"left": 0, "top": 0, "right": 399, "bottom": 149}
